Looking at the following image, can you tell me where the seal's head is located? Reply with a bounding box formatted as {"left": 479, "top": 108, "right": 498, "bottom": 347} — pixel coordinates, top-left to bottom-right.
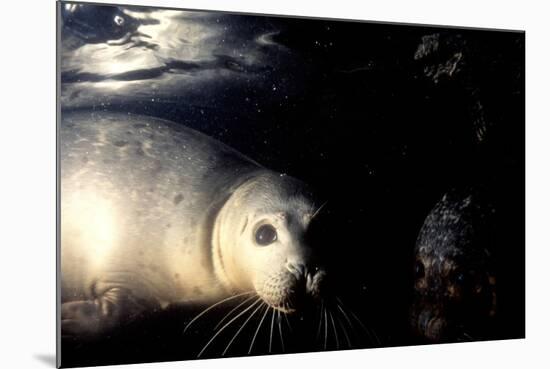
{"left": 411, "top": 191, "right": 497, "bottom": 342}
{"left": 213, "top": 172, "right": 327, "bottom": 313}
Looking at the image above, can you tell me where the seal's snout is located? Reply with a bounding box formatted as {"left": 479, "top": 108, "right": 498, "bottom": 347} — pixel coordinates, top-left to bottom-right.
{"left": 257, "top": 262, "right": 326, "bottom": 314}
{"left": 417, "top": 309, "right": 447, "bottom": 342}
{"left": 285, "top": 262, "right": 325, "bottom": 297}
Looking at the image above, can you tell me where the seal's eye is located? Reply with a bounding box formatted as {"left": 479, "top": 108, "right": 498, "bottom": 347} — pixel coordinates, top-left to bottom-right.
{"left": 451, "top": 270, "right": 475, "bottom": 288}
{"left": 453, "top": 272, "right": 467, "bottom": 285}
{"left": 114, "top": 15, "right": 125, "bottom": 26}
{"left": 255, "top": 224, "right": 277, "bottom": 246}
{"left": 414, "top": 261, "right": 425, "bottom": 279}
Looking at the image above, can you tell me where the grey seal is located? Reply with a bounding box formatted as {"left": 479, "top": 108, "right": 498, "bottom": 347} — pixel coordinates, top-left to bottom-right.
{"left": 410, "top": 189, "right": 497, "bottom": 342}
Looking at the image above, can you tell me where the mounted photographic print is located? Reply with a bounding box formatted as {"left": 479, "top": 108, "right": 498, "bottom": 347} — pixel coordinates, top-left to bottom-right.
{"left": 56, "top": 1, "right": 525, "bottom": 367}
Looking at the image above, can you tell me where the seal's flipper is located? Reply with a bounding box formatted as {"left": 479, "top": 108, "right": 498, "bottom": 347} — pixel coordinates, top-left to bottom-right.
{"left": 61, "top": 287, "right": 156, "bottom": 337}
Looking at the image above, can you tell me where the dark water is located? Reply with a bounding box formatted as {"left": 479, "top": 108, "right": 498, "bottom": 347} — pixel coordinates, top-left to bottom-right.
{"left": 59, "top": 2, "right": 524, "bottom": 367}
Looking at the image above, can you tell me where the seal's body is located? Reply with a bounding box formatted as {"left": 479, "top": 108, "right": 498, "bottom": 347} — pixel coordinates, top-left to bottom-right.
{"left": 61, "top": 112, "right": 325, "bottom": 336}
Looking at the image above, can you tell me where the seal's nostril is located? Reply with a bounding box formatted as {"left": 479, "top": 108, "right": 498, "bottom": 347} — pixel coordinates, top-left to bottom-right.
{"left": 285, "top": 262, "right": 306, "bottom": 280}
{"left": 306, "top": 273, "right": 314, "bottom": 292}
{"left": 285, "top": 262, "right": 296, "bottom": 276}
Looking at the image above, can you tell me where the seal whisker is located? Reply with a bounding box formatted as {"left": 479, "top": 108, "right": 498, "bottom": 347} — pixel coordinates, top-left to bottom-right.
{"left": 335, "top": 300, "right": 356, "bottom": 338}
{"left": 316, "top": 300, "right": 324, "bottom": 341}
{"left": 323, "top": 307, "right": 328, "bottom": 350}
{"left": 335, "top": 300, "right": 353, "bottom": 327}
{"left": 269, "top": 307, "right": 276, "bottom": 353}
{"left": 222, "top": 298, "right": 264, "bottom": 356}
{"left": 277, "top": 310, "right": 285, "bottom": 352}
{"left": 336, "top": 297, "right": 380, "bottom": 345}
{"left": 349, "top": 309, "right": 380, "bottom": 345}
{"left": 197, "top": 297, "right": 262, "bottom": 358}
{"left": 184, "top": 291, "right": 255, "bottom": 333}
{"left": 328, "top": 310, "right": 340, "bottom": 350}
{"left": 335, "top": 299, "right": 363, "bottom": 342}
{"left": 248, "top": 303, "right": 270, "bottom": 354}
{"left": 334, "top": 310, "right": 352, "bottom": 349}
{"left": 282, "top": 306, "right": 292, "bottom": 333}
{"left": 214, "top": 294, "right": 258, "bottom": 331}
{"left": 311, "top": 201, "right": 328, "bottom": 220}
